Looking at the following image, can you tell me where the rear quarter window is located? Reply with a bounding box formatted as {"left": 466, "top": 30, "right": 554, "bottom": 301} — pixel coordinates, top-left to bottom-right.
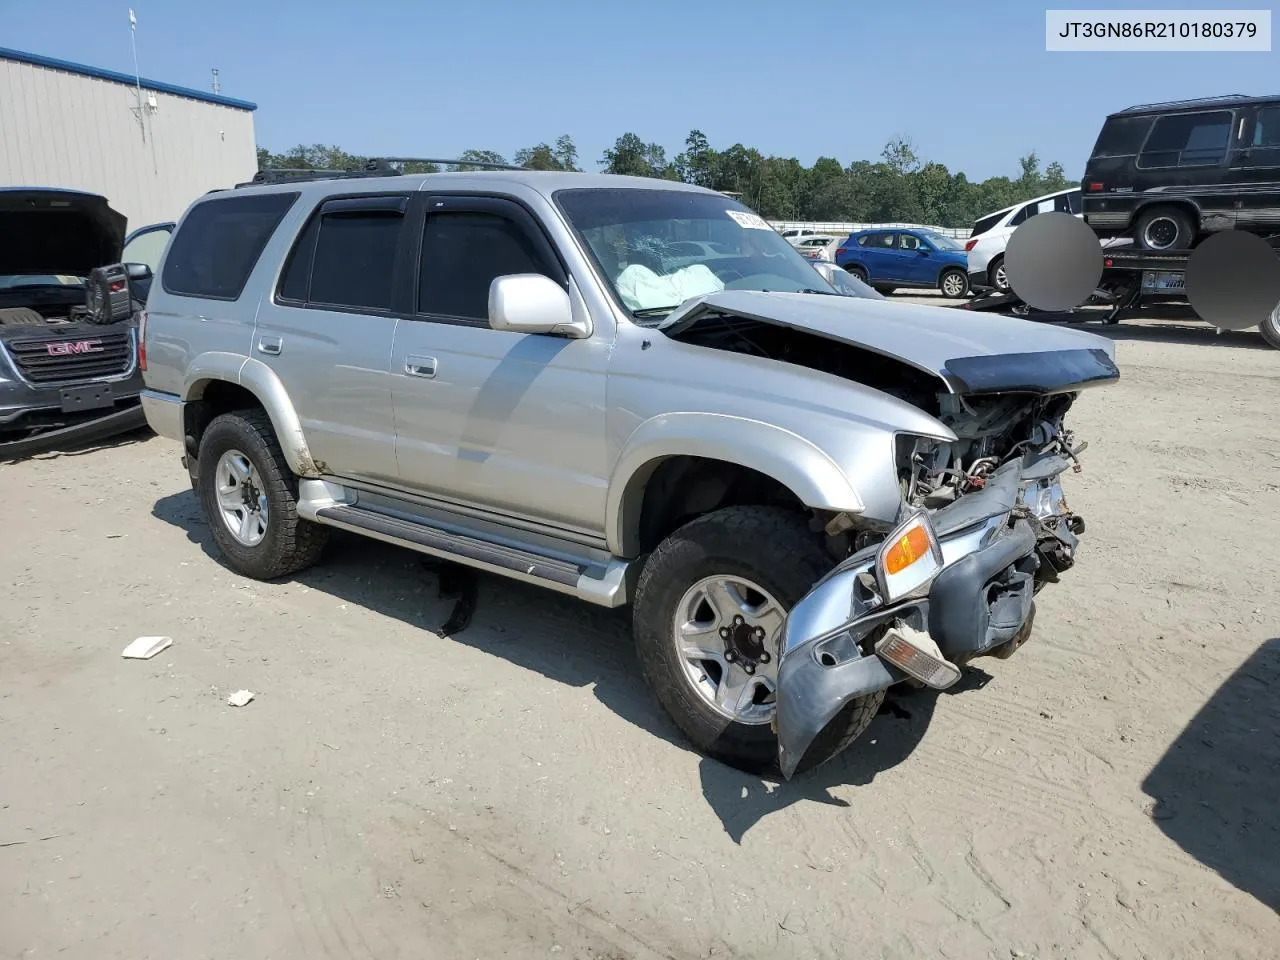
{"left": 969, "top": 211, "right": 1007, "bottom": 237}
{"left": 1090, "top": 115, "right": 1155, "bottom": 158}
{"left": 161, "top": 191, "right": 299, "bottom": 301}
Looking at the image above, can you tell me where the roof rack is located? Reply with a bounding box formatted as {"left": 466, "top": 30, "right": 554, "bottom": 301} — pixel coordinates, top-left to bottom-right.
{"left": 237, "top": 156, "right": 528, "bottom": 188}
{"left": 1119, "top": 94, "right": 1251, "bottom": 113}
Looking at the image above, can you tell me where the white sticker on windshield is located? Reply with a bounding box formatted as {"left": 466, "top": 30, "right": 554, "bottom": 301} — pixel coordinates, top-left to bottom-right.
{"left": 725, "top": 209, "right": 772, "bottom": 231}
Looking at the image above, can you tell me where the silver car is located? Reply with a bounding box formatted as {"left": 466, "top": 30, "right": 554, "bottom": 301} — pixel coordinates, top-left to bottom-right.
{"left": 140, "top": 169, "right": 1118, "bottom": 778}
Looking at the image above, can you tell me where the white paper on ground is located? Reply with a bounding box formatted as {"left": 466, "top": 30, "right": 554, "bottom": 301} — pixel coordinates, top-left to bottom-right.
{"left": 227, "top": 690, "right": 255, "bottom": 707}
{"left": 122, "top": 636, "right": 173, "bottom": 659}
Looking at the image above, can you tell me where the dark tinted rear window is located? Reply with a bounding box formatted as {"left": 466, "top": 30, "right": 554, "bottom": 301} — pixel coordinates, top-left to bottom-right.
{"left": 1089, "top": 116, "right": 1154, "bottom": 158}
{"left": 162, "top": 192, "right": 298, "bottom": 300}
{"left": 1138, "top": 110, "right": 1233, "bottom": 168}
{"left": 310, "top": 211, "right": 403, "bottom": 311}
{"left": 970, "top": 210, "right": 1007, "bottom": 237}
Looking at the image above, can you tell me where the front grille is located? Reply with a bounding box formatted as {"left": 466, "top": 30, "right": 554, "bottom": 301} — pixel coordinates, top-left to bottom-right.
{"left": 4, "top": 329, "right": 134, "bottom": 384}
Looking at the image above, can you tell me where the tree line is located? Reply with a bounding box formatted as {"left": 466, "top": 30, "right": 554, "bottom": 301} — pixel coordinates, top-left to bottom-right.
{"left": 256, "top": 131, "right": 1077, "bottom": 229}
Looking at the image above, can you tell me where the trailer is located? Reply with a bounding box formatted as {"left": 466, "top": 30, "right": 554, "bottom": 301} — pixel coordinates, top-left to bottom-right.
{"left": 958, "top": 238, "right": 1280, "bottom": 349}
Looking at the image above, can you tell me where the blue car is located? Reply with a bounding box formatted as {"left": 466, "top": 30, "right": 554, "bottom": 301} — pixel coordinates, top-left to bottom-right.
{"left": 834, "top": 227, "right": 971, "bottom": 298}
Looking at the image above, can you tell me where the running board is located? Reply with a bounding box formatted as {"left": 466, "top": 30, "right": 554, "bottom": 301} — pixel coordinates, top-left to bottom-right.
{"left": 296, "top": 481, "right": 629, "bottom": 607}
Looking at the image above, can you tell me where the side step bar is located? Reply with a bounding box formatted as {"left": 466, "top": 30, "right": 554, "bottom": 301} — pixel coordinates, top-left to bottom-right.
{"left": 297, "top": 483, "right": 629, "bottom": 608}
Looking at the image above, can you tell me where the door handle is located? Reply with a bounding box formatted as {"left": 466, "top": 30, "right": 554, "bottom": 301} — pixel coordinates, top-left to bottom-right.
{"left": 257, "top": 335, "right": 282, "bottom": 356}
{"left": 405, "top": 355, "right": 437, "bottom": 378}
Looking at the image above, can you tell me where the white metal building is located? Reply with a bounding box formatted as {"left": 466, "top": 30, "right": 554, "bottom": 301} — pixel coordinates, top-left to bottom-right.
{"left": 0, "top": 46, "right": 258, "bottom": 231}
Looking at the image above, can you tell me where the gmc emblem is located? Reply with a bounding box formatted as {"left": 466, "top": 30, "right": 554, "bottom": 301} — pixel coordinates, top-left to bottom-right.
{"left": 46, "top": 340, "right": 104, "bottom": 356}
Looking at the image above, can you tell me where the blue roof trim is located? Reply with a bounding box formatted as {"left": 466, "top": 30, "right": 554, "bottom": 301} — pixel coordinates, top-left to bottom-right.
{"left": 0, "top": 46, "right": 257, "bottom": 111}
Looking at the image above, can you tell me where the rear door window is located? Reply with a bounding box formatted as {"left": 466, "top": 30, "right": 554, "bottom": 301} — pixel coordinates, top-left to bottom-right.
{"left": 276, "top": 195, "right": 409, "bottom": 312}
{"left": 162, "top": 191, "right": 298, "bottom": 300}
{"left": 1138, "top": 110, "right": 1233, "bottom": 168}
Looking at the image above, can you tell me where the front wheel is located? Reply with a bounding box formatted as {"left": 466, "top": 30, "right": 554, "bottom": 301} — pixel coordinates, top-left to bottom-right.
{"left": 939, "top": 268, "right": 969, "bottom": 299}
{"left": 632, "top": 505, "right": 882, "bottom": 774}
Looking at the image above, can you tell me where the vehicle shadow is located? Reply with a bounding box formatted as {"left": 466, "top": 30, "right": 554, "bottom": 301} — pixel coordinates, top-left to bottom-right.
{"left": 151, "top": 489, "right": 973, "bottom": 829}
{"left": 1084, "top": 312, "right": 1272, "bottom": 350}
{"left": 1140, "top": 637, "right": 1280, "bottom": 911}
{"left": 697, "top": 670, "right": 990, "bottom": 843}
{"left": 0, "top": 424, "right": 153, "bottom": 463}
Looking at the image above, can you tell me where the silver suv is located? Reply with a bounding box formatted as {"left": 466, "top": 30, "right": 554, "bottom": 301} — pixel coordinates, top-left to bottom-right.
{"left": 140, "top": 167, "right": 1119, "bottom": 778}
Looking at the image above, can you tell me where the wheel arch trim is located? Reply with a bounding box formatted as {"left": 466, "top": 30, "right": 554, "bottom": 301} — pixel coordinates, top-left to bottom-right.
{"left": 606, "top": 413, "right": 866, "bottom": 557}
{"left": 182, "top": 353, "right": 321, "bottom": 476}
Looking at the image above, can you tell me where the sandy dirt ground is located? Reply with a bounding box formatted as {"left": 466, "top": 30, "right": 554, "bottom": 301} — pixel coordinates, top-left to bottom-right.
{"left": 2, "top": 307, "right": 1278, "bottom": 959}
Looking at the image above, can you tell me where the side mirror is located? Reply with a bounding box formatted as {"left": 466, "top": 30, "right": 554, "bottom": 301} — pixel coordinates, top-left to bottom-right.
{"left": 917, "top": 247, "right": 931, "bottom": 256}
{"left": 124, "top": 261, "right": 153, "bottom": 281}
{"left": 488, "top": 274, "right": 588, "bottom": 337}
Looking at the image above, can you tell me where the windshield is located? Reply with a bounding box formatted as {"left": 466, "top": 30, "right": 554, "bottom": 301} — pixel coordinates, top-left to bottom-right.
{"left": 922, "top": 231, "right": 962, "bottom": 251}
{"left": 554, "top": 188, "right": 835, "bottom": 320}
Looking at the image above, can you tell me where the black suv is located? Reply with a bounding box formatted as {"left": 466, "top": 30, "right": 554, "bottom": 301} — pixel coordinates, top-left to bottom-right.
{"left": 1081, "top": 94, "right": 1280, "bottom": 250}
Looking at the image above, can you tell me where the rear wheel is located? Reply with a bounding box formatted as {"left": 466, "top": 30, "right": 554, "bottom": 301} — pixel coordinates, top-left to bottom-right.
{"left": 1260, "top": 301, "right": 1280, "bottom": 349}
{"left": 988, "top": 256, "right": 1009, "bottom": 291}
{"left": 939, "top": 268, "right": 969, "bottom": 299}
{"left": 844, "top": 263, "right": 869, "bottom": 284}
{"left": 1134, "top": 206, "right": 1195, "bottom": 251}
{"left": 632, "top": 505, "right": 883, "bottom": 774}
{"left": 195, "top": 409, "right": 329, "bottom": 580}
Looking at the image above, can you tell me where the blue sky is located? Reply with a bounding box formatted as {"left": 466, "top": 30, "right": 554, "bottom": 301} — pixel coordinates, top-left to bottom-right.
{"left": 6, "top": 0, "right": 1277, "bottom": 181}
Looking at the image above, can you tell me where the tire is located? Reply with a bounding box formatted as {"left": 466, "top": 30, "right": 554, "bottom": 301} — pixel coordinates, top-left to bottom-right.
{"left": 1133, "top": 206, "right": 1195, "bottom": 251}
{"left": 1261, "top": 301, "right": 1280, "bottom": 350}
{"left": 0, "top": 307, "right": 45, "bottom": 326}
{"left": 195, "top": 408, "right": 329, "bottom": 580}
{"left": 873, "top": 286, "right": 895, "bottom": 296}
{"left": 631, "top": 505, "right": 882, "bottom": 775}
{"left": 988, "top": 256, "right": 1009, "bottom": 291}
{"left": 939, "top": 268, "right": 969, "bottom": 299}
{"left": 844, "top": 263, "right": 869, "bottom": 284}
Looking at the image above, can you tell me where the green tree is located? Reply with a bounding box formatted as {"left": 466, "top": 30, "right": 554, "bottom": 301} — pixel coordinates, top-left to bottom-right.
{"left": 450, "top": 149, "right": 508, "bottom": 172}
{"left": 674, "top": 129, "right": 717, "bottom": 187}
{"left": 514, "top": 135, "right": 580, "bottom": 171}
{"left": 601, "top": 133, "right": 676, "bottom": 179}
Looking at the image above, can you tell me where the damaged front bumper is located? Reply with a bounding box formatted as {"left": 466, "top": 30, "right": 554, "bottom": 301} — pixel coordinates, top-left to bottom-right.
{"left": 775, "top": 452, "right": 1084, "bottom": 779}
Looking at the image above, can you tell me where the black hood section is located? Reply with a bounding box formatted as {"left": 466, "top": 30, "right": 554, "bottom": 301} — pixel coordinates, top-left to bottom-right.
{"left": 942, "top": 348, "right": 1120, "bottom": 397}
{"left": 0, "top": 189, "right": 127, "bottom": 277}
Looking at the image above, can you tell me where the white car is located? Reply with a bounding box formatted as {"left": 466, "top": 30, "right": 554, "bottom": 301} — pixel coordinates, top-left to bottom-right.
{"left": 793, "top": 235, "right": 843, "bottom": 261}
{"left": 964, "top": 187, "right": 1082, "bottom": 292}
{"left": 779, "top": 227, "right": 825, "bottom": 245}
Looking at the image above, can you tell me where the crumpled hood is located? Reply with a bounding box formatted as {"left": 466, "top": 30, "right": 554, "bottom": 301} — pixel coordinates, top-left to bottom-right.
{"left": 661, "top": 290, "right": 1120, "bottom": 395}
{"left": 0, "top": 188, "right": 127, "bottom": 277}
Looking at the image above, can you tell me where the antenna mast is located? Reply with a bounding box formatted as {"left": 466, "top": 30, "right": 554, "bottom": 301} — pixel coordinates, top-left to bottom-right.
{"left": 211, "top": 68, "right": 220, "bottom": 94}
{"left": 128, "top": 8, "right": 146, "bottom": 143}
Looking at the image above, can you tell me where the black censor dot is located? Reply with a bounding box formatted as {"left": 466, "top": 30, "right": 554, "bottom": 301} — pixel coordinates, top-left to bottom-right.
{"left": 1004, "top": 212, "right": 1102, "bottom": 311}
